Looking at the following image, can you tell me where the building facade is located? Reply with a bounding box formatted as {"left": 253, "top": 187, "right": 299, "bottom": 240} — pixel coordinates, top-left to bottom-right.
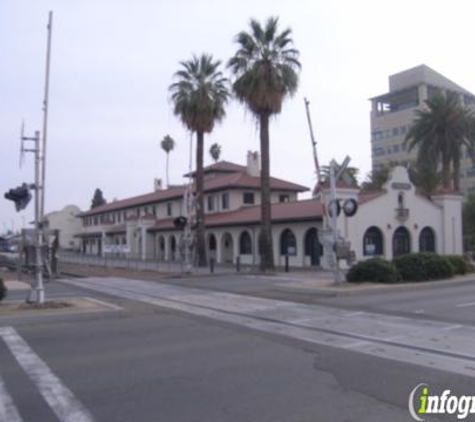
{"left": 44, "top": 204, "right": 83, "bottom": 250}
{"left": 76, "top": 153, "right": 463, "bottom": 269}
{"left": 370, "top": 64, "right": 475, "bottom": 193}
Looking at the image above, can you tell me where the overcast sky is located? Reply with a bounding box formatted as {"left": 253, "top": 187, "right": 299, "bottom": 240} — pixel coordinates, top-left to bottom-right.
{"left": 2, "top": 0, "right": 475, "bottom": 234}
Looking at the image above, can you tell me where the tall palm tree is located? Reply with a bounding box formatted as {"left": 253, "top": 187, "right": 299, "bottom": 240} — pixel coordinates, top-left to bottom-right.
{"left": 170, "top": 54, "right": 230, "bottom": 266}
{"left": 209, "top": 143, "right": 221, "bottom": 163}
{"left": 228, "top": 17, "right": 300, "bottom": 271}
{"left": 405, "top": 92, "right": 475, "bottom": 191}
{"left": 160, "top": 135, "right": 175, "bottom": 187}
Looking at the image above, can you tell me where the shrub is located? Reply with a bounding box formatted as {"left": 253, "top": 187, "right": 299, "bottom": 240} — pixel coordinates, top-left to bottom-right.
{"left": 393, "top": 252, "right": 453, "bottom": 281}
{"left": 445, "top": 255, "right": 471, "bottom": 275}
{"left": 0, "top": 278, "right": 6, "bottom": 302}
{"left": 346, "top": 258, "right": 401, "bottom": 283}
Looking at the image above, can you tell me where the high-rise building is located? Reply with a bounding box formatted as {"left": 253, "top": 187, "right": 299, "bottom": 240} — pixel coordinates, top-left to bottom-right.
{"left": 370, "top": 64, "right": 475, "bottom": 193}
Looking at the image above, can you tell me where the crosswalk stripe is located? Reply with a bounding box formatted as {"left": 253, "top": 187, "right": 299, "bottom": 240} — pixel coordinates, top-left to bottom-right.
{"left": 0, "top": 327, "right": 94, "bottom": 422}
{"left": 0, "top": 372, "right": 23, "bottom": 422}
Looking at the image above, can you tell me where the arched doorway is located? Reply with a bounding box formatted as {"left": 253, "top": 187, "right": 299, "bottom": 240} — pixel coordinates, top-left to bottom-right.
{"left": 280, "top": 229, "right": 297, "bottom": 256}
{"left": 207, "top": 233, "right": 217, "bottom": 260}
{"left": 393, "top": 226, "right": 411, "bottom": 257}
{"left": 363, "top": 226, "right": 384, "bottom": 256}
{"left": 169, "top": 235, "right": 176, "bottom": 261}
{"left": 419, "top": 227, "right": 436, "bottom": 252}
{"left": 158, "top": 235, "right": 165, "bottom": 261}
{"left": 239, "top": 231, "right": 252, "bottom": 255}
{"left": 221, "top": 232, "right": 234, "bottom": 263}
{"left": 304, "top": 228, "right": 321, "bottom": 265}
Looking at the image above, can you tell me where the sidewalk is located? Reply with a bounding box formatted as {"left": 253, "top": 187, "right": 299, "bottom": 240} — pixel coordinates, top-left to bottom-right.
{"left": 58, "top": 261, "right": 475, "bottom": 298}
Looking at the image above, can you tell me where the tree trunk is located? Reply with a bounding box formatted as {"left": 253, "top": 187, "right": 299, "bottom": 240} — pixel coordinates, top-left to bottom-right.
{"left": 166, "top": 153, "right": 170, "bottom": 188}
{"left": 453, "top": 151, "right": 461, "bottom": 192}
{"left": 442, "top": 151, "right": 452, "bottom": 190}
{"left": 195, "top": 131, "right": 207, "bottom": 267}
{"left": 259, "top": 112, "right": 275, "bottom": 271}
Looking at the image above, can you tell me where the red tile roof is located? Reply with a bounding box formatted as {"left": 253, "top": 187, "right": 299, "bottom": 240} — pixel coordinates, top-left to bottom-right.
{"left": 105, "top": 224, "right": 126, "bottom": 234}
{"left": 184, "top": 160, "right": 247, "bottom": 177}
{"left": 79, "top": 161, "right": 308, "bottom": 218}
{"left": 79, "top": 186, "right": 186, "bottom": 217}
{"left": 203, "top": 172, "right": 308, "bottom": 192}
{"left": 149, "top": 199, "right": 324, "bottom": 232}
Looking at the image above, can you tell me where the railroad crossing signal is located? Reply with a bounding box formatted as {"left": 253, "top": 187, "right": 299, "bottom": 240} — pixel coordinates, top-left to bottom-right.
{"left": 4, "top": 183, "right": 32, "bottom": 212}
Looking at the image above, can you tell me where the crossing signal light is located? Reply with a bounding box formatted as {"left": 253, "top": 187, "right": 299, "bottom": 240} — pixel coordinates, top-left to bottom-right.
{"left": 173, "top": 216, "right": 187, "bottom": 230}
{"left": 4, "top": 183, "right": 32, "bottom": 211}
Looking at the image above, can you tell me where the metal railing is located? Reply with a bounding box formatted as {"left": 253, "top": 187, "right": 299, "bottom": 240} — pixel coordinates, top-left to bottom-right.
{"left": 59, "top": 251, "right": 180, "bottom": 272}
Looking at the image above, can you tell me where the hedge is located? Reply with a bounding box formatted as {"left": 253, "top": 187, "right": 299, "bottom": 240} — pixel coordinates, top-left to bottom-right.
{"left": 393, "top": 252, "right": 453, "bottom": 281}
{"left": 346, "top": 258, "right": 401, "bottom": 283}
{"left": 445, "top": 255, "right": 472, "bottom": 275}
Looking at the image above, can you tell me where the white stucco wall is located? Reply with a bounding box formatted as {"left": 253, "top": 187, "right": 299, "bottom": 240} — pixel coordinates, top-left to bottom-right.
{"left": 45, "top": 204, "right": 82, "bottom": 250}
{"left": 323, "top": 166, "right": 462, "bottom": 263}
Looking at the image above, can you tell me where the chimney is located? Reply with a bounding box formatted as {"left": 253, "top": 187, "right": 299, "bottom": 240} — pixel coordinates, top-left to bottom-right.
{"left": 246, "top": 151, "right": 260, "bottom": 177}
{"left": 154, "top": 178, "right": 163, "bottom": 191}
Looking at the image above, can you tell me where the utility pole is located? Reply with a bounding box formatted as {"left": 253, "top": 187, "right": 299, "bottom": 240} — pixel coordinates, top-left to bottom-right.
{"left": 304, "top": 98, "right": 321, "bottom": 192}
{"left": 40, "top": 11, "right": 53, "bottom": 220}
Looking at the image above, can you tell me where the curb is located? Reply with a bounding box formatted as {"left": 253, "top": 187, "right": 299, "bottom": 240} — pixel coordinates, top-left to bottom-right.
{"left": 275, "top": 275, "right": 475, "bottom": 297}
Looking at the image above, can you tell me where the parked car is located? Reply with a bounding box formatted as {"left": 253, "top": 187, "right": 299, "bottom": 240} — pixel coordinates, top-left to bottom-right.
{"left": 0, "top": 243, "right": 18, "bottom": 253}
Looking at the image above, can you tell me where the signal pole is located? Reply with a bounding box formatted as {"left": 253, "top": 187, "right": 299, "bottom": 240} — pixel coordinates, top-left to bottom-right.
{"left": 22, "top": 130, "right": 45, "bottom": 304}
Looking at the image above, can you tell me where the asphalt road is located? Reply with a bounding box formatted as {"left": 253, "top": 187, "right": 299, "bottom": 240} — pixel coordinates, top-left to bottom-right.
{"left": 1, "top": 276, "right": 475, "bottom": 421}
{"left": 156, "top": 272, "right": 475, "bottom": 325}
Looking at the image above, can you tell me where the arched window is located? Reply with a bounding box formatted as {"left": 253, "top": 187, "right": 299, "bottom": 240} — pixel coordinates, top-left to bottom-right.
{"left": 208, "top": 234, "right": 217, "bottom": 251}
{"left": 280, "top": 229, "right": 297, "bottom": 256}
{"left": 363, "top": 226, "right": 383, "bottom": 256}
{"left": 393, "top": 226, "right": 411, "bottom": 257}
{"left": 304, "top": 228, "right": 322, "bottom": 265}
{"left": 419, "top": 227, "right": 435, "bottom": 252}
{"left": 239, "top": 231, "right": 252, "bottom": 255}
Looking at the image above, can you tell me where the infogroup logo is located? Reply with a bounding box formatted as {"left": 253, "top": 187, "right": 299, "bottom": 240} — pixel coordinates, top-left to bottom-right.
{"left": 409, "top": 383, "right": 475, "bottom": 421}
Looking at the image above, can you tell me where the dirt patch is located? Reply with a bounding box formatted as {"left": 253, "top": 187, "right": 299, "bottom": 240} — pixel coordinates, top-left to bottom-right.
{"left": 0, "top": 298, "right": 120, "bottom": 316}
{"left": 18, "top": 301, "right": 72, "bottom": 311}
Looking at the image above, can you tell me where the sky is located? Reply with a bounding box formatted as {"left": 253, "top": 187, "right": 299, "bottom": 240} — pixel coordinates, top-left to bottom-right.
{"left": 2, "top": 0, "right": 475, "bottom": 234}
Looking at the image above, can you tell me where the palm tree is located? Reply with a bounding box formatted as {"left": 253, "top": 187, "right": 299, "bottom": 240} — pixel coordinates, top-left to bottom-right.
{"left": 170, "top": 54, "right": 230, "bottom": 266}
{"left": 160, "top": 135, "right": 175, "bottom": 187}
{"left": 408, "top": 160, "right": 441, "bottom": 198}
{"left": 209, "top": 143, "right": 221, "bottom": 163}
{"left": 228, "top": 17, "right": 300, "bottom": 271}
{"left": 405, "top": 93, "right": 475, "bottom": 191}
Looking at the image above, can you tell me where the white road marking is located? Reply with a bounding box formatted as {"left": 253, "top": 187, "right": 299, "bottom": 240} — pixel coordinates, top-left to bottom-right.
{"left": 84, "top": 297, "right": 123, "bottom": 311}
{"left": 414, "top": 309, "right": 425, "bottom": 314}
{"left": 0, "top": 373, "right": 23, "bottom": 422}
{"left": 456, "top": 301, "right": 475, "bottom": 308}
{"left": 440, "top": 324, "right": 463, "bottom": 331}
{"left": 343, "top": 340, "right": 370, "bottom": 349}
{"left": 345, "top": 311, "right": 364, "bottom": 317}
{"left": 0, "top": 327, "right": 94, "bottom": 422}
